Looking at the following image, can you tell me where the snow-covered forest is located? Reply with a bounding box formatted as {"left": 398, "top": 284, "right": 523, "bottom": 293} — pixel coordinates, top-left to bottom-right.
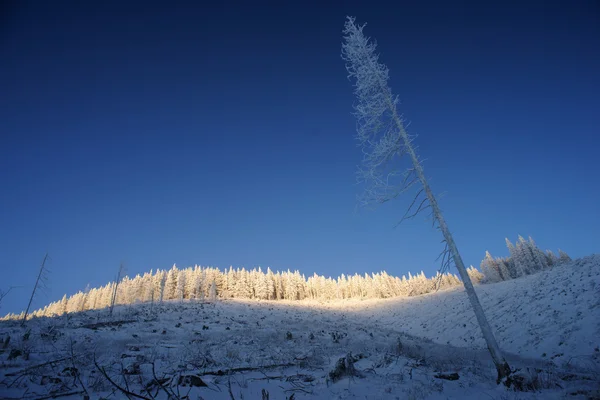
{"left": 2, "top": 236, "right": 570, "bottom": 321}
{"left": 3, "top": 266, "right": 473, "bottom": 321}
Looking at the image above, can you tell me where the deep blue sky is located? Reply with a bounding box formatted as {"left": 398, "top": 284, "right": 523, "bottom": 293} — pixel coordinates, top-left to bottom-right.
{"left": 1, "top": 1, "right": 599, "bottom": 315}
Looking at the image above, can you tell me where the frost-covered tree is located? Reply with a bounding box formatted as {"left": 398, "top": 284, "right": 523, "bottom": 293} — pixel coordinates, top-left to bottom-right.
{"left": 285, "top": 271, "right": 298, "bottom": 300}
{"left": 117, "top": 276, "right": 131, "bottom": 305}
{"left": 59, "top": 294, "right": 68, "bottom": 315}
{"left": 482, "top": 253, "right": 513, "bottom": 282}
{"left": 66, "top": 291, "right": 88, "bottom": 314}
{"left": 141, "top": 272, "right": 155, "bottom": 303}
{"left": 266, "top": 268, "right": 275, "bottom": 300}
{"left": 99, "top": 283, "right": 113, "bottom": 309}
{"left": 505, "top": 238, "right": 525, "bottom": 277}
{"left": 176, "top": 269, "right": 186, "bottom": 302}
{"left": 209, "top": 280, "right": 217, "bottom": 301}
{"left": 254, "top": 267, "right": 268, "bottom": 300}
{"left": 223, "top": 266, "right": 236, "bottom": 298}
{"left": 275, "top": 273, "right": 285, "bottom": 300}
{"left": 186, "top": 266, "right": 198, "bottom": 299}
{"left": 467, "top": 266, "right": 484, "bottom": 284}
{"left": 164, "top": 265, "right": 178, "bottom": 300}
{"left": 341, "top": 17, "right": 510, "bottom": 382}
{"left": 154, "top": 270, "right": 166, "bottom": 303}
{"left": 295, "top": 271, "right": 307, "bottom": 299}
{"left": 558, "top": 249, "right": 572, "bottom": 263}
{"left": 87, "top": 288, "right": 99, "bottom": 310}
{"left": 80, "top": 284, "right": 91, "bottom": 311}
{"left": 95, "top": 284, "right": 109, "bottom": 310}
{"left": 190, "top": 266, "right": 205, "bottom": 300}
{"left": 129, "top": 274, "right": 143, "bottom": 304}
{"left": 498, "top": 259, "right": 513, "bottom": 280}
{"left": 545, "top": 250, "right": 558, "bottom": 266}
{"left": 233, "top": 268, "right": 251, "bottom": 299}
{"left": 517, "top": 236, "right": 538, "bottom": 275}
{"left": 528, "top": 237, "right": 548, "bottom": 271}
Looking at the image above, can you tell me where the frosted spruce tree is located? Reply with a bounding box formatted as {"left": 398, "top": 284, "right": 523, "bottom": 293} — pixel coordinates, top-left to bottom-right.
{"left": 341, "top": 17, "right": 511, "bottom": 383}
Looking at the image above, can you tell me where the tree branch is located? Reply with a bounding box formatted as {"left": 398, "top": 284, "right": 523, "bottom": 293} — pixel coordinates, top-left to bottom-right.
{"left": 94, "top": 356, "right": 152, "bottom": 400}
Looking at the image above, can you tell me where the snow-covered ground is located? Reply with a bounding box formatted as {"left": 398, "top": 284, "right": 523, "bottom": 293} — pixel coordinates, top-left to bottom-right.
{"left": 1, "top": 255, "right": 599, "bottom": 399}
{"left": 337, "top": 254, "right": 600, "bottom": 369}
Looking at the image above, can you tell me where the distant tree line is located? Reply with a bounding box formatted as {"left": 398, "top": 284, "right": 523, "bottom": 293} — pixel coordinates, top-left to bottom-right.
{"left": 3, "top": 265, "right": 482, "bottom": 320}
{"left": 1, "top": 236, "right": 571, "bottom": 321}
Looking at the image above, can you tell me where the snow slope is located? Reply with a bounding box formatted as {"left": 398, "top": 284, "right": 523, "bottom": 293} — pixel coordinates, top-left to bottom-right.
{"left": 341, "top": 254, "right": 600, "bottom": 369}
{"left": 1, "top": 256, "right": 599, "bottom": 399}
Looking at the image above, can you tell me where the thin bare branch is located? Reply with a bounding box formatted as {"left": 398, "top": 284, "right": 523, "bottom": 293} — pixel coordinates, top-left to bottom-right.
{"left": 22, "top": 253, "right": 49, "bottom": 325}
{"left": 94, "top": 355, "right": 151, "bottom": 400}
{"left": 109, "top": 263, "right": 125, "bottom": 318}
{"left": 151, "top": 362, "right": 177, "bottom": 400}
{"left": 5, "top": 357, "right": 70, "bottom": 377}
{"left": 394, "top": 188, "right": 433, "bottom": 227}
{"left": 28, "top": 390, "right": 86, "bottom": 400}
{"left": 0, "top": 286, "right": 16, "bottom": 305}
{"left": 227, "top": 376, "right": 237, "bottom": 400}
{"left": 69, "top": 337, "right": 90, "bottom": 398}
{"left": 434, "top": 242, "right": 452, "bottom": 291}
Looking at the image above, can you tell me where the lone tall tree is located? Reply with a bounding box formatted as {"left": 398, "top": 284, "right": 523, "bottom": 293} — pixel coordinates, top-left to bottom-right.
{"left": 341, "top": 17, "right": 511, "bottom": 382}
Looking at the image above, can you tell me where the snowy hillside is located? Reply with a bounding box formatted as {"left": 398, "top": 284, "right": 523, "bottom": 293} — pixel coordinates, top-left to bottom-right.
{"left": 343, "top": 254, "right": 600, "bottom": 369}
{"left": 1, "top": 256, "right": 599, "bottom": 399}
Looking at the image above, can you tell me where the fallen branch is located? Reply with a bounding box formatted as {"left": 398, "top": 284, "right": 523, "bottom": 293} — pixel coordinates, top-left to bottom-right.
{"left": 32, "top": 390, "right": 86, "bottom": 400}
{"left": 5, "top": 357, "right": 70, "bottom": 377}
{"left": 69, "top": 337, "right": 90, "bottom": 398}
{"left": 434, "top": 372, "right": 460, "bottom": 381}
{"left": 82, "top": 320, "right": 136, "bottom": 330}
{"left": 250, "top": 373, "right": 315, "bottom": 383}
{"left": 201, "top": 363, "right": 296, "bottom": 376}
{"left": 1, "top": 391, "right": 86, "bottom": 400}
{"left": 151, "top": 362, "right": 177, "bottom": 399}
{"left": 94, "top": 358, "right": 152, "bottom": 400}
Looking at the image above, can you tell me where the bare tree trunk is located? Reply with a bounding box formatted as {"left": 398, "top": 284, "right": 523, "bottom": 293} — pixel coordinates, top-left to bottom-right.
{"left": 109, "top": 263, "right": 124, "bottom": 318}
{"left": 21, "top": 253, "right": 48, "bottom": 326}
{"left": 385, "top": 87, "right": 511, "bottom": 384}
{"left": 342, "top": 17, "right": 511, "bottom": 383}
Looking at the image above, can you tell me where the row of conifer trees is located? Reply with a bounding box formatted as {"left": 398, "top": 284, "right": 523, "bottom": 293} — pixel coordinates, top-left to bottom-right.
{"left": 5, "top": 265, "right": 483, "bottom": 320}
{"left": 3, "top": 237, "right": 571, "bottom": 320}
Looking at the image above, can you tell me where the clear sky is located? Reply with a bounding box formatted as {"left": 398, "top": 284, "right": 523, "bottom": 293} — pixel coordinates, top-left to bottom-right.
{"left": 1, "top": 1, "right": 599, "bottom": 315}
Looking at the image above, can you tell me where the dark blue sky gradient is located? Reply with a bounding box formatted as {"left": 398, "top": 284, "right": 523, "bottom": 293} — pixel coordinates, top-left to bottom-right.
{"left": 1, "top": 1, "right": 599, "bottom": 314}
